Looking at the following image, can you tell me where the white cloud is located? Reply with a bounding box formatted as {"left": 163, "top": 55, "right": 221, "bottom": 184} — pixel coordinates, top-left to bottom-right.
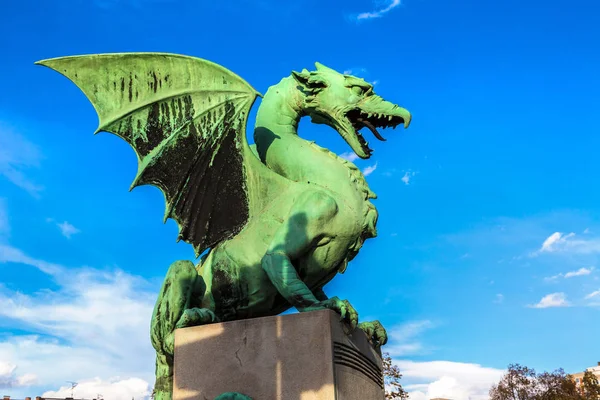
{"left": 396, "top": 359, "right": 504, "bottom": 400}
{"left": 57, "top": 221, "right": 81, "bottom": 239}
{"left": 339, "top": 151, "right": 359, "bottom": 162}
{"left": 46, "top": 218, "right": 82, "bottom": 238}
{"left": 540, "top": 232, "right": 572, "bottom": 252}
{"left": 564, "top": 267, "right": 593, "bottom": 278}
{"left": 545, "top": 267, "right": 594, "bottom": 281}
{"left": 16, "top": 373, "right": 38, "bottom": 386}
{"left": 385, "top": 320, "right": 434, "bottom": 357}
{"left": 0, "top": 361, "right": 16, "bottom": 386}
{"left": 401, "top": 171, "right": 416, "bottom": 185}
{"left": 363, "top": 163, "right": 378, "bottom": 176}
{"left": 0, "top": 244, "right": 64, "bottom": 275}
{"left": 42, "top": 377, "right": 150, "bottom": 399}
{"left": 529, "top": 292, "right": 570, "bottom": 308}
{"left": 494, "top": 294, "right": 504, "bottom": 304}
{"left": 585, "top": 290, "right": 600, "bottom": 307}
{"left": 444, "top": 212, "right": 591, "bottom": 259}
{"left": 0, "top": 360, "right": 37, "bottom": 388}
{"left": 544, "top": 273, "right": 561, "bottom": 282}
{"left": 0, "top": 126, "right": 43, "bottom": 197}
{"left": 0, "top": 244, "right": 157, "bottom": 398}
{"left": 343, "top": 67, "right": 368, "bottom": 76}
{"left": 356, "top": 0, "right": 402, "bottom": 20}
{"left": 534, "top": 231, "right": 600, "bottom": 255}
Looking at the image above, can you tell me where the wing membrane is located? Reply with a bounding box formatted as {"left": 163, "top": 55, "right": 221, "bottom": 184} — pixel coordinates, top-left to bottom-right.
{"left": 37, "top": 53, "right": 261, "bottom": 255}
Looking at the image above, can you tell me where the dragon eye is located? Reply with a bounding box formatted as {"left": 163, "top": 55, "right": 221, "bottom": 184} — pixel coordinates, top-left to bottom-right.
{"left": 352, "top": 86, "right": 364, "bottom": 96}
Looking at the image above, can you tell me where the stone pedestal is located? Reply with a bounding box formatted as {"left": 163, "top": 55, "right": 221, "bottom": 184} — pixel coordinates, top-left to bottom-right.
{"left": 173, "top": 309, "right": 385, "bottom": 400}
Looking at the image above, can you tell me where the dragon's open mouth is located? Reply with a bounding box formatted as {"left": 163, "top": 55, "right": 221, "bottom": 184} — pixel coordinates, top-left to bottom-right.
{"left": 346, "top": 109, "right": 408, "bottom": 155}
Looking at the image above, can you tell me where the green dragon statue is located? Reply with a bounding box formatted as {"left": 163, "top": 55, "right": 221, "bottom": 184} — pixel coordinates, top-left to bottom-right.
{"left": 36, "top": 53, "right": 411, "bottom": 400}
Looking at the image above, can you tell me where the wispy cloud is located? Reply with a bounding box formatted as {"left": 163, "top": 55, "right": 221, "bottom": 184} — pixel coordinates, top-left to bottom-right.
{"left": 0, "top": 126, "right": 44, "bottom": 197}
{"left": 57, "top": 221, "right": 81, "bottom": 239}
{"left": 0, "top": 244, "right": 156, "bottom": 398}
{"left": 343, "top": 67, "right": 368, "bottom": 76}
{"left": 342, "top": 67, "right": 378, "bottom": 84}
{"left": 545, "top": 267, "right": 594, "bottom": 281}
{"left": 533, "top": 231, "right": 600, "bottom": 256}
{"left": 355, "top": 0, "right": 402, "bottom": 21}
{"left": 339, "top": 151, "right": 359, "bottom": 162}
{"left": 585, "top": 290, "right": 600, "bottom": 300}
{"left": 363, "top": 162, "right": 378, "bottom": 176}
{"left": 401, "top": 170, "right": 417, "bottom": 184}
{"left": 538, "top": 232, "right": 574, "bottom": 253}
{"left": 564, "top": 267, "right": 593, "bottom": 278}
{"left": 45, "top": 218, "right": 82, "bottom": 239}
{"left": 529, "top": 292, "right": 570, "bottom": 308}
{"left": 444, "top": 211, "right": 600, "bottom": 267}
{"left": 494, "top": 294, "right": 504, "bottom": 304}
{"left": 584, "top": 290, "right": 600, "bottom": 307}
{"left": 385, "top": 320, "right": 434, "bottom": 357}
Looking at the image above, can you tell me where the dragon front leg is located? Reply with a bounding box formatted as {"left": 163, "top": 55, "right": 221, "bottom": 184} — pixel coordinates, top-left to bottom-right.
{"left": 150, "top": 259, "right": 217, "bottom": 400}
{"left": 316, "top": 288, "right": 388, "bottom": 348}
{"left": 261, "top": 190, "right": 359, "bottom": 330}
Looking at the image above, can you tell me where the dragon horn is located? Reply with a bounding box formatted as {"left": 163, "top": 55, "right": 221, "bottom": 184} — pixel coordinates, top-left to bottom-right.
{"left": 314, "top": 62, "right": 337, "bottom": 73}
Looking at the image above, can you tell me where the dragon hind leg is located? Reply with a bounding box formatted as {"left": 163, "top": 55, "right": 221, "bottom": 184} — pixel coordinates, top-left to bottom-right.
{"left": 150, "top": 259, "right": 217, "bottom": 400}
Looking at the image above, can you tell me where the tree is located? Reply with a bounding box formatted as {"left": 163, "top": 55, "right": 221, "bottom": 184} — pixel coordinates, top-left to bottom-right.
{"left": 489, "top": 363, "right": 538, "bottom": 400}
{"left": 535, "top": 369, "right": 579, "bottom": 400}
{"left": 382, "top": 352, "right": 409, "bottom": 400}
{"left": 581, "top": 370, "right": 600, "bottom": 399}
{"left": 490, "top": 363, "right": 599, "bottom": 400}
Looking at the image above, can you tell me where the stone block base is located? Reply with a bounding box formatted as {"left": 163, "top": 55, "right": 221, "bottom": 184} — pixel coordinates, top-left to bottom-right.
{"left": 173, "top": 309, "right": 385, "bottom": 400}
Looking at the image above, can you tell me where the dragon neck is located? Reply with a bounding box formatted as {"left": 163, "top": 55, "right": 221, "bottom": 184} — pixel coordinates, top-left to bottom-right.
{"left": 253, "top": 76, "right": 376, "bottom": 201}
{"left": 253, "top": 76, "right": 378, "bottom": 253}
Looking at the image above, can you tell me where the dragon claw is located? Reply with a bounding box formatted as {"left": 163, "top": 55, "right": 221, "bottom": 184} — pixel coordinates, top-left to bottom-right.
{"left": 314, "top": 296, "right": 359, "bottom": 330}
{"left": 358, "top": 320, "right": 388, "bottom": 348}
{"left": 175, "top": 308, "right": 219, "bottom": 329}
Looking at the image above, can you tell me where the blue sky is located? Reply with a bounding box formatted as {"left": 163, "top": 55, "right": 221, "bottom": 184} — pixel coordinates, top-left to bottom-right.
{"left": 1, "top": 0, "right": 599, "bottom": 398}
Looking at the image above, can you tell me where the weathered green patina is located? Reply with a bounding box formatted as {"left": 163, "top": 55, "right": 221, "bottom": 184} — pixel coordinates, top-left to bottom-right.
{"left": 36, "top": 53, "right": 411, "bottom": 400}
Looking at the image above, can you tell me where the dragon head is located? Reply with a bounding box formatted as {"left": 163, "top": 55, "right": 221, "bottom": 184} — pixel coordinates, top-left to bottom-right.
{"left": 292, "top": 62, "right": 411, "bottom": 159}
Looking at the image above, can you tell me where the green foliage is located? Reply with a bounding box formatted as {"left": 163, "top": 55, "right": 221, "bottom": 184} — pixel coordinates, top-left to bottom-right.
{"left": 582, "top": 371, "right": 600, "bottom": 399}
{"left": 383, "top": 352, "right": 409, "bottom": 400}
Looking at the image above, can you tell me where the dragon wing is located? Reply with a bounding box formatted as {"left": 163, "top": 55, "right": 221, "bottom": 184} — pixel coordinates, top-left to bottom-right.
{"left": 37, "top": 52, "right": 267, "bottom": 256}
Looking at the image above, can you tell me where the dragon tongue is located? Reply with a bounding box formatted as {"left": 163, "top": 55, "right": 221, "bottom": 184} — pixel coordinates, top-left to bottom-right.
{"left": 358, "top": 118, "right": 386, "bottom": 142}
